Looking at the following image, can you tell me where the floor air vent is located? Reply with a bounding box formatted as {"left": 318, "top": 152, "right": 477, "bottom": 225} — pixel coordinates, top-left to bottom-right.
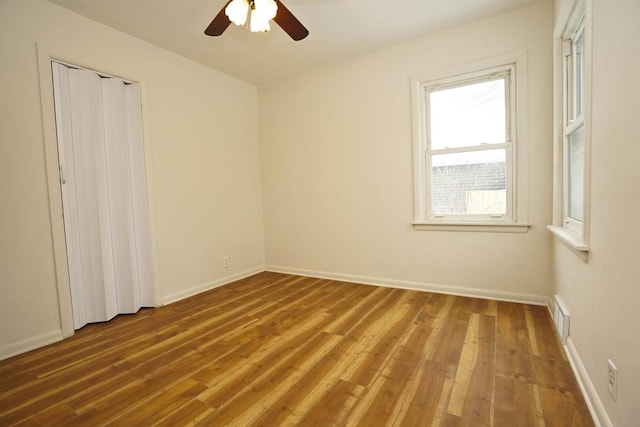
{"left": 553, "top": 294, "right": 570, "bottom": 344}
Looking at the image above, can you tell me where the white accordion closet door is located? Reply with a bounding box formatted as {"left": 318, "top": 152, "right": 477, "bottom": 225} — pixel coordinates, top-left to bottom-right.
{"left": 52, "top": 62, "right": 154, "bottom": 330}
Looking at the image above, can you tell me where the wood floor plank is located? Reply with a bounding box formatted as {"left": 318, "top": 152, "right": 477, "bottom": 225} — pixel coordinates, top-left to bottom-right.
{"left": 495, "top": 302, "right": 537, "bottom": 383}
{"left": 0, "top": 272, "right": 594, "bottom": 426}
{"left": 249, "top": 292, "right": 423, "bottom": 425}
{"left": 196, "top": 314, "right": 335, "bottom": 407}
{"left": 429, "top": 299, "right": 473, "bottom": 365}
{"left": 447, "top": 312, "right": 480, "bottom": 417}
{"left": 538, "top": 386, "right": 593, "bottom": 427}
{"left": 386, "top": 294, "right": 456, "bottom": 426}
{"left": 248, "top": 337, "right": 356, "bottom": 426}
{"left": 297, "top": 379, "right": 366, "bottom": 427}
{"left": 154, "top": 399, "right": 214, "bottom": 426}
{"left": 494, "top": 375, "right": 539, "bottom": 427}
{"left": 22, "top": 402, "right": 77, "bottom": 425}
{"left": 460, "top": 313, "right": 497, "bottom": 426}
{"left": 344, "top": 317, "right": 430, "bottom": 426}
{"left": 195, "top": 332, "right": 340, "bottom": 425}
{"left": 107, "top": 377, "right": 208, "bottom": 425}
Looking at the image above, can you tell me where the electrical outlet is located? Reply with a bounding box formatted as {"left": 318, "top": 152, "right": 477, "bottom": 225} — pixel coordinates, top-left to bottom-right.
{"left": 223, "top": 256, "right": 229, "bottom": 269}
{"left": 607, "top": 359, "right": 617, "bottom": 401}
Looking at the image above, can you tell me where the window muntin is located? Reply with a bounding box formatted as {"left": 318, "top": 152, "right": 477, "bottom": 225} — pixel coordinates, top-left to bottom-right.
{"left": 423, "top": 67, "right": 514, "bottom": 222}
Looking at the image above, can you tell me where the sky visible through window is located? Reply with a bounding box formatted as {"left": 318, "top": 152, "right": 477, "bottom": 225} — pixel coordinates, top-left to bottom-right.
{"left": 430, "top": 78, "right": 506, "bottom": 167}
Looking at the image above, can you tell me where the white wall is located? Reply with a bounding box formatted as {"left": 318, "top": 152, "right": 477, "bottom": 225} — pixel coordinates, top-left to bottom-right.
{"left": 0, "top": 0, "right": 265, "bottom": 359}
{"left": 552, "top": 0, "right": 640, "bottom": 425}
{"left": 260, "top": 2, "right": 554, "bottom": 302}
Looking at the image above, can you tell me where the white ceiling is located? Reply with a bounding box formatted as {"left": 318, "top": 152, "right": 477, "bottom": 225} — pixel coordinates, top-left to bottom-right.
{"left": 48, "top": 0, "right": 544, "bottom": 85}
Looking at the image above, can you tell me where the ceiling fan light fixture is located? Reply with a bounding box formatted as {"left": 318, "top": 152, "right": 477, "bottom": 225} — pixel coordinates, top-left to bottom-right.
{"left": 250, "top": 7, "right": 271, "bottom": 32}
{"left": 250, "top": 0, "right": 278, "bottom": 33}
{"left": 206, "top": 0, "right": 308, "bottom": 41}
{"left": 254, "top": 0, "right": 278, "bottom": 21}
{"left": 225, "top": 0, "right": 249, "bottom": 26}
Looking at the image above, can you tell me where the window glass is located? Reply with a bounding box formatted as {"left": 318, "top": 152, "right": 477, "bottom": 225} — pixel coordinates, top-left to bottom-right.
{"left": 429, "top": 78, "right": 506, "bottom": 150}
{"left": 573, "top": 29, "right": 585, "bottom": 118}
{"left": 431, "top": 149, "right": 506, "bottom": 216}
{"left": 567, "top": 125, "right": 584, "bottom": 221}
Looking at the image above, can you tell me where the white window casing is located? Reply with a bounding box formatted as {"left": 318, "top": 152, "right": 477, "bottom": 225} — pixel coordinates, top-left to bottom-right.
{"left": 411, "top": 52, "right": 530, "bottom": 232}
{"left": 548, "top": 0, "right": 591, "bottom": 260}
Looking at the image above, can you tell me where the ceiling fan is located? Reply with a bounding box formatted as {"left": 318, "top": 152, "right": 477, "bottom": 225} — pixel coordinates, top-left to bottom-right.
{"left": 205, "top": 0, "right": 309, "bottom": 41}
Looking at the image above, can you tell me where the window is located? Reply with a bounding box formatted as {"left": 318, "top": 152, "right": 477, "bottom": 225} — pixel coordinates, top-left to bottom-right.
{"left": 563, "top": 16, "right": 586, "bottom": 235}
{"left": 548, "top": 1, "right": 590, "bottom": 259}
{"left": 412, "top": 53, "right": 529, "bottom": 232}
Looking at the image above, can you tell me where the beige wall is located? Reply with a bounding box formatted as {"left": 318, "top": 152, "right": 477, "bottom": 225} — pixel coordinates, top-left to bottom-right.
{"left": 0, "top": 0, "right": 265, "bottom": 359}
{"left": 552, "top": 0, "right": 640, "bottom": 425}
{"left": 260, "top": 2, "right": 554, "bottom": 301}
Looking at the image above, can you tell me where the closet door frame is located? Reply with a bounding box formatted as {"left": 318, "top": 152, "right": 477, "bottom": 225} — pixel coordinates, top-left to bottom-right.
{"left": 36, "top": 45, "right": 162, "bottom": 339}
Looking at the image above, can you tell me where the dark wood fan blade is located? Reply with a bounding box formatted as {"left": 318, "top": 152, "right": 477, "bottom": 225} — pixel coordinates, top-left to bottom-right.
{"left": 273, "top": 0, "right": 309, "bottom": 41}
{"left": 204, "top": 0, "right": 233, "bottom": 36}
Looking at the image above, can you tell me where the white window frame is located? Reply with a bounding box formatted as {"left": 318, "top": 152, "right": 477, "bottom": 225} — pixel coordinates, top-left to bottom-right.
{"left": 563, "top": 17, "right": 586, "bottom": 235}
{"left": 548, "top": 0, "right": 591, "bottom": 260}
{"left": 411, "top": 52, "right": 530, "bottom": 232}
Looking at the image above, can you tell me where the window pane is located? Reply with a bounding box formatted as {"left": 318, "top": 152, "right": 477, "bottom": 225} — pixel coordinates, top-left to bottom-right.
{"left": 574, "top": 29, "right": 585, "bottom": 118}
{"left": 431, "top": 149, "right": 506, "bottom": 215}
{"left": 430, "top": 78, "right": 506, "bottom": 150}
{"left": 567, "top": 125, "right": 584, "bottom": 221}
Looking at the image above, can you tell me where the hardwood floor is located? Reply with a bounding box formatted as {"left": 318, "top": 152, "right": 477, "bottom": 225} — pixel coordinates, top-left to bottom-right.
{"left": 0, "top": 272, "right": 594, "bottom": 426}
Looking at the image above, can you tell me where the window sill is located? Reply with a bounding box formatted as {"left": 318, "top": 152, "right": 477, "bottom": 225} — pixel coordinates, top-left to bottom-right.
{"left": 547, "top": 225, "right": 590, "bottom": 262}
{"left": 413, "top": 221, "right": 531, "bottom": 233}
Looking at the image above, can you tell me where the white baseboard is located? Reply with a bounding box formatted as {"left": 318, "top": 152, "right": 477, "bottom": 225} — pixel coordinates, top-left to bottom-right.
{"left": 162, "top": 266, "right": 265, "bottom": 305}
{"left": 565, "top": 337, "right": 613, "bottom": 427}
{"left": 0, "top": 329, "right": 63, "bottom": 362}
{"left": 266, "top": 265, "right": 549, "bottom": 306}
